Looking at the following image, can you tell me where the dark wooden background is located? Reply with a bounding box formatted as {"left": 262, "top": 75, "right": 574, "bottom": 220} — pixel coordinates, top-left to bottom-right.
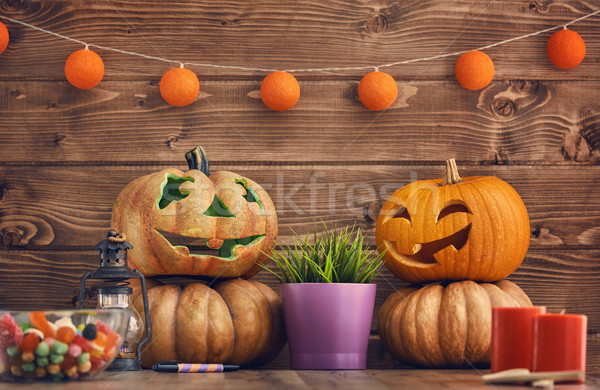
{"left": 0, "top": 0, "right": 598, "bottom": 374}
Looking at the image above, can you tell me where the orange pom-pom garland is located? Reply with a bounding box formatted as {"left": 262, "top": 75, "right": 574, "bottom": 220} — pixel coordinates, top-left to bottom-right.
{"left": 260, "top": 71, "right": 300, "bottom": 111}
{"left": 455, "top": 50, "right": 494, "bottom": 90}
{"left": 160, "top": 67, "right": 200, "bottom": 107}
{"left": 547, "top": 28, "right": 585, "bottom": 69}
{"left": 0, "top": 21, "right": 9, "bottom": 55}
{"left": 358, "top": 71, "right": 398, "bottom": 111}
{"left": 64, "top": 49, "right": 104, "bottom": 89}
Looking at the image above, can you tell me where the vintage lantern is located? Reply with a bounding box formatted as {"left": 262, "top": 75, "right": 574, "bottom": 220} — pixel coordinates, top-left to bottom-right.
{"left": 78, "top": 230, "right": 151, "bottom": 371}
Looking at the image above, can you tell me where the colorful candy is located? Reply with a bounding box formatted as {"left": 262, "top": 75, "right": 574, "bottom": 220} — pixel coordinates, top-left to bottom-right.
{"left": 46, "top": 363, "right": 61, "bottom": 375}
{"left": 24, "top": 328, "right": 45, "bottom": 341}
{"left": 56, "top": 327, "right": 76, "bottom": 344}
{"left": 82, "top": 324, "right": 97, "bottom": 341}
{"left": 22, "top": 362, "right": 36, "bottom": 372}
{"left": 18, "top": 333, "right": 40, "bottom": 352}
{"left": 76, "top": 352, "right": 90, "bottom": 365}
{"left": 77, "top": 360, "right": 91, "bottom": 373}
{"left": 21, "top": 351, "right": 35, "bottom": 363}
{"left": 2, "top": 314, "right": 121, "bottom": 381}
{"left": 68, "top": 343, "right": 82, "bottom": 358}
{"left": 35, "top": 341, "right": 50, "bottom": 357}
{"left": 35, "top": 356, "right": 49, "bottom": 367}
{"left": 28, "top": 312, "right": 55, "bottom": 339}
{"left": 44, "top": 337, "right": 55, "bottom": 349}
{"left": 49, "top": 353, "right": 64, "bottom": 365}
{"left": 0, "top": 313, "right": 23, "bottom": 348}
{"left": 34, "top": 366, "right": 47, "bottom": 378}
{"left": 73, "top": 335, "right": 92, "bottom": 352}
{"left": 51, "top": 340, "right": 68, "bottom": 356}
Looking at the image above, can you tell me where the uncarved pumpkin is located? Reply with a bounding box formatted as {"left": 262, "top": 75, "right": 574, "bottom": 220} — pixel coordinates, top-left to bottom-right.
{"left": 378, "top": 279, "right": 532, "bottom": 368}
{"left": 112, "top": 147, "right": 278, "bottom": 278}
{"left": 133, "top": 278, "right": 286, "bottom": 368}
{"left": 376, "top": 159, "right": 530, "bottom": 284}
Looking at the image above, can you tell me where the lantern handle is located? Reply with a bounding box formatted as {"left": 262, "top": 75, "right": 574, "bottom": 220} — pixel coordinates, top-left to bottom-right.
{"left": 185, "top": 146, "right": 210, "bottom": 176}
{"left": 135, "top": 269, "right": 152, "bottom": 365}
{"left": 78, "top": 272, "right": 92, "bottom": 309}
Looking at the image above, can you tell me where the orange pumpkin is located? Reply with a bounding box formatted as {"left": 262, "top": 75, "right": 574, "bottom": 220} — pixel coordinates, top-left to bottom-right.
{"left": 134, "top": 279, "right": 286, "bottom": 368}
{"left": 378, "top": 279, "right": 532, "bottom": 367}
{"left": 112, "top": 147, "right": 277, "bottom": 278}
{"left": 375, "top": 159, "right": 529, "bottom": 284}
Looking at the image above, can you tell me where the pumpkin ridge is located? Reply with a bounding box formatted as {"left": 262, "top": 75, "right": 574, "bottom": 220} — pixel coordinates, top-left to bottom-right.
{"left": 416, "top": 285, "right": 447, "bottom": 367}
{"left": 485, "top": 179, "right": 513, "bottom": 281}
{"left": 215, "top": 280, "right": 266, "bottom": 365}
{"left": 469, "top": 180, "right": 495, "bottom": 281}
{"left": 400, "top": 287, "right": 428, "bottom": 366}
{"left": 133, "top": 173, "right": 172, "bottom": 275}
{"left": 392, "top": 289, "right": 415, "bottom": 362}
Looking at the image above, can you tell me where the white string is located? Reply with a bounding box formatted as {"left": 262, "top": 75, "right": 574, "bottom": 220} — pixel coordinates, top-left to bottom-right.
{"left": 0, "top": 9, "right": 598, "bottom": 74}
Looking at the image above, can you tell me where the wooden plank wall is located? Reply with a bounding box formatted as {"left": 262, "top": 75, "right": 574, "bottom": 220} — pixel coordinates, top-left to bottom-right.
{"left": 0, "top": 0, "right": 599, "bottom": 373}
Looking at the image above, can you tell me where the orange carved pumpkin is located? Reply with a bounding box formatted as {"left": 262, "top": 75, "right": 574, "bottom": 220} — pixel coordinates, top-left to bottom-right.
{"left": 375, "top": 159, "right": 530, "bottom": 284}
{"left": 378, "top": 279, "right": 532, "bottom": 367}
{"left": 112, "top": 147, "right": 277, "bottom": 278}
{"left": 134, "top": 279, "right": 286, "bottom": 367}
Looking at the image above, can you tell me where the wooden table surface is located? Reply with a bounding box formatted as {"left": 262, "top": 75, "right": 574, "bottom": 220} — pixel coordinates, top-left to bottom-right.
{"left": 1, "top": 370, "right": 599, "bottom": 390}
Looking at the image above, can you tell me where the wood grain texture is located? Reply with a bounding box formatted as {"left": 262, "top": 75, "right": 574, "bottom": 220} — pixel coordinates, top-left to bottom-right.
{"left": 1, "top": 165, "right": 599, "bottom": 248}
{"left": 1, "top": 0, "right": 599, "bottom": 376}
{"left": 3, "top": 369, "right": 599, "bottom": 390}
{"left": 0, "top": 80, "right": 599, "bottom": 164}
{"left": 0, "top": 0, "right": 599, "bottom": 80}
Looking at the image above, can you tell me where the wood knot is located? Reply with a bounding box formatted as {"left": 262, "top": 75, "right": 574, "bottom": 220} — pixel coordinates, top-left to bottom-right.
{"left": 562, "top": 128, "right": 591, "bottom": 162}
{"left": 531, "top": 226, "right": 564, "bottom": 245}
{"left": 1, "top": 227, "right": 24, "bottom": 246}
{"left": 528, "top": 1, "right": 550, "bottom": 13}
{"left": 1, "top": 0, "right": 27, "bottom": 12}
{"left": 165, "top": 135, "right": 179, "bottom": 148}
{"left": 220, "top": 18, "right": 241, "bottom": 26}
{"left": 363, "top": 201, "right": 383, "bottom": 224}
{"left": 55, "top": 133, "right": 67, "bottom": 146}
{"left": 491, "top": 97, "right": 515, "bottom": 117}
{"left": 0, "top": 186, "right": 7, "bottom": 201}
{"left": 365, "top": 14, "right": 388, "bottom": 34}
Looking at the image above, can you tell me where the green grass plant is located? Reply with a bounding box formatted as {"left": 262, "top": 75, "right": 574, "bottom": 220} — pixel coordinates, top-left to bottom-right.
{"left": 262, "top": 223, "right": 385, "bottom": 283}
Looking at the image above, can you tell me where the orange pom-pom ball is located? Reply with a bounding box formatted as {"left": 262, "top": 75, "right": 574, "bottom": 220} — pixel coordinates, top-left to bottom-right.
{"left": 260, "top": 71, "right": 300, "bottom": 111}
{"left": 65, "top": 49, "right": 104, "bottom": 89}
{"left": 547, "top": 29, "right": 585, "bottom": 69}
{"left": 160, "top": 67, "right": 200, "bottom": 107}
{"left": 0, "top": 22, "right": 9, "bottom": 55}
{"left": 455, "top": 50, "right": 494, "bottom": 90}
{"left": 358, "top": 71, "right": 398, "bottom": 111}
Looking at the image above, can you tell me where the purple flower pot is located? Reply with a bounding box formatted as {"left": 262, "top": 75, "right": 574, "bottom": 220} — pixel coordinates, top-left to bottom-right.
{"left": 280, "top": 283, "right": 377, "bottom": 370}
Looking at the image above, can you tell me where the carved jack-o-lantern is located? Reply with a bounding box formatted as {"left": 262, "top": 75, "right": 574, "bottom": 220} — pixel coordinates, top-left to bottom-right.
{"left": 111, "top": 147, "right": 277, "bottom": 278}
{"left": 375, "top": 159, "right": 530, "bottom": 284}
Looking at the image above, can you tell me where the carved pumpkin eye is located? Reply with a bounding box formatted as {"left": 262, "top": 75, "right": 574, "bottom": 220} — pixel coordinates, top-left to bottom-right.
{"left": 392, "top": 207, "right": 411, "bottom": 224}
{"left": 158, "top": 175, "right": 194, "bottom": 209}
{"left": 436, "top": 201, "right": 471, "bottom": 222}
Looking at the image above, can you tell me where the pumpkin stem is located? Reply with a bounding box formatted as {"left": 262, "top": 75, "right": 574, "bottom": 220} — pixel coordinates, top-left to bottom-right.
{"left": 185, "top": 146, "right": 210, "bottom": 176}
{"left": 440, "top": 158, "right": 463, "bottom": 185}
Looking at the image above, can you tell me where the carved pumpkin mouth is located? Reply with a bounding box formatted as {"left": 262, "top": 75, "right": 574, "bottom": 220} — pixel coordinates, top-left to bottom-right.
{"left": 156, "top": 229, "right": 265, "bottom": 259}
{"left": 384, "top": 223, "right": 471, "bottom": 268}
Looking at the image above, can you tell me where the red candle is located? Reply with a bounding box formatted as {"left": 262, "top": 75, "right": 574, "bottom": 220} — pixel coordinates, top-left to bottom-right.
{"left": 491, "top": 306, "right": 546, "bottom": 373}
{"left": 531, "top": 313, "right": 587, "bottom": 382}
